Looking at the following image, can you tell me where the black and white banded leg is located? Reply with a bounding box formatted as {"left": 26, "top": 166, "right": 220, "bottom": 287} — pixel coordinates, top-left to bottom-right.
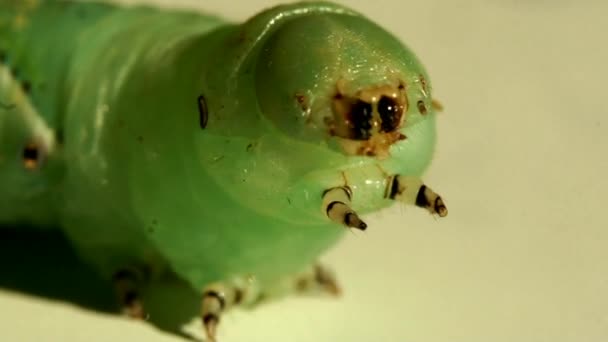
{"left": 322, "top": 186, "right": 367, "bottom": 230}
{"left": 386, "top": 175, "right": 448, "bottom": 217}
{"left": 201, "top": 277, "right": 261, "bottom": 341}
{"left": 113, "top": 268, "right": 146, "bottom": 319}
{"left": 200, "top": 263, "right": 341, "bottom": 341}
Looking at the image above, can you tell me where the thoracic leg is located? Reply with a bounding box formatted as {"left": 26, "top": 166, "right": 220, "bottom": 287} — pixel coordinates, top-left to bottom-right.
{"left": 386, "top": 175, "right": 448, "bottom": 217}
{"left": 113, "top": 267, "right": 147, "bottom": 319}
{"left": 201, "top": 263, "right": 339, "bottom": 341}
{"left": 322, "top": 186, "right": 367, "bottom": 230}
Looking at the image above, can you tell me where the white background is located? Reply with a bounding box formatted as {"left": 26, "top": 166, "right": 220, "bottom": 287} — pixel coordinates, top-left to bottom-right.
{"left": 1, "top": 1, "right": 607, "bottom": 341}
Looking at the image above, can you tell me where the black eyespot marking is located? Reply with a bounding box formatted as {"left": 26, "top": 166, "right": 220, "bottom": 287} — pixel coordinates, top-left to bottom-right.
{"left": 197, "top": 95, "right": 208, "bottom": 129}
{"left": 349, "top": 100, "right": 373, "bottom": 140}
{"left": 417, "top": 100, "right": 427, "bottom": 115}
{"left": 23, "top": 142, "right": 43, "bottom": 170}
{"left": 378, "top": 96, "right": 401, "bottom": 132}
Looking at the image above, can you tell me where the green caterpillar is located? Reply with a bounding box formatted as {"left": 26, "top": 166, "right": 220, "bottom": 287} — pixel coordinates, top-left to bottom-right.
{"left": 0, "top": 0, "right": 448, "bottom": 340}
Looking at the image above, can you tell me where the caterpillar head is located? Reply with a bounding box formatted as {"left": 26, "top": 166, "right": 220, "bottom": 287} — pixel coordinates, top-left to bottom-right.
{"left": 255, "top": 10, "right": 434, "bottom": 159}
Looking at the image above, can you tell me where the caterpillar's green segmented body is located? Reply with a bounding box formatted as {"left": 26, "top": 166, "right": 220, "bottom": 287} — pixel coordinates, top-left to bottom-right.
{"left": 0, "top": 0, "right": 448, "bottom": 339}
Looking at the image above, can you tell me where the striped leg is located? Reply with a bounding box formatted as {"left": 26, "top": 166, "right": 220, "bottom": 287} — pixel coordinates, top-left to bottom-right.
{"left": 201, "top": 277, "right": 262, "bottom": 341}
{"left": 201, "top": 263, "right": 340, "bottom": 341}
{"left": 112, "top": 268, "right": 146, "bottom": 319}
{"left": 386, "top": 175, "right": 448, "bottom": 217}
{"left": 322, "top": 186, "right": 367, "bottom": 230}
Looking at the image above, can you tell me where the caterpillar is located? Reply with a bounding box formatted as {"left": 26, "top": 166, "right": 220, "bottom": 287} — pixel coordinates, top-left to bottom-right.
{"left": 0, "top": 0, "right": 448, "bottom": 340}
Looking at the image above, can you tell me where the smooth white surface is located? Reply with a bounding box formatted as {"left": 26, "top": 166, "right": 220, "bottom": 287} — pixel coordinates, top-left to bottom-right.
{"left": 1, "top": 1, "right": 607, "bottom": 341}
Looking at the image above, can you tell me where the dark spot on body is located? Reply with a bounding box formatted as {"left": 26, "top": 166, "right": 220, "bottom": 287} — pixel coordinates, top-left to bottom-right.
{"left": 23, "top": 142, "right": 42, "bottom": 170}
{"left": 294, "top": 93, "right": 308, "bottom": 111}
{"left": 417, "top": 100, "right": 427, "bottom": 115}
{"left": 197, "top": 95, "right": 208, "bottom": 129}
{"left": 137, "top": 136, "right": 143, "bottom": 143}
{"left": 0, "top": 50, "right": 6, "bottom": 63}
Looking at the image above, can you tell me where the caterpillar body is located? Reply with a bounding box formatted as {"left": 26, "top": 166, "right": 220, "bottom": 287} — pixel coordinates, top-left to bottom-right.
{"left": 0, "top": 0, "right": 448, "bottom": 340}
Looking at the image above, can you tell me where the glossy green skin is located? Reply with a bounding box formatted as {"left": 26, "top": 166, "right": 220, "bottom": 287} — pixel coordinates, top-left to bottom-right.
{"left": 0, "top": 1, "right": 436, "bottom": 292}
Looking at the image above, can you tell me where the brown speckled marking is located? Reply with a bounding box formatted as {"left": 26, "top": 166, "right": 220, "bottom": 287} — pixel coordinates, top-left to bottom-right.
{"left": 417, "top": 100, "right": 428, "bottom": 115}
{"left": 294, "top": 93, "right": 308, "bottom": 111}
